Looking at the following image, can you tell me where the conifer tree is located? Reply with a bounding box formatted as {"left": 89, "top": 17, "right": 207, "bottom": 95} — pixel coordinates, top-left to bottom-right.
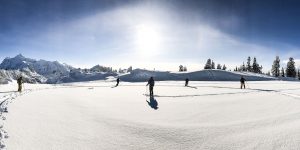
{"left": 204, "top": 59, "right": 212, "bottom": 69}
{"left": 252, "top": 57, "right": 261, "bottom": 73}
{"left": 222, "top": 64, "right": 227, "bottom": 70}
{"left": 271, "top": 56, "right": 280, "bottom": 77}
{"left": 281, "top": 67, "right": 285, "bottom": 77}
{"left": 286, "top": 57, "right": 296, "bottom": 77}
{"left": 217, "top": 64, "right": 222, "bottom": 69}
{"left": 246, "top": 56, "right": 252, "bottom": 72}
{"left": 212, "top": 61, "right": 215, "bottom": 69}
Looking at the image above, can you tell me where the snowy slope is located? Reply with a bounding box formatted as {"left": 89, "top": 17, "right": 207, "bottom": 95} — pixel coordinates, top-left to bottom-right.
{"left": 0, "top": 69, "right": 47, "bottom": 84}
{"left": 120, "top": 69, "right": 276, "bottom": 82}
{"left": 2, "top": 81, "right": 300, "bottom": 149}
{"left": 0, "top": 55, "right": 118, "bottom": 84}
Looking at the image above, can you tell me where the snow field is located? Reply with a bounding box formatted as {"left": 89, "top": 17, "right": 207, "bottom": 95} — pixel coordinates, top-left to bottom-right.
{"left": 1, "top": 81, "right": 300, "bottom": 149}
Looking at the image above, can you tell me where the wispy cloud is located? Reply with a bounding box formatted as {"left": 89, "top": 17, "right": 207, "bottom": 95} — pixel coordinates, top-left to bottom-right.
{"left": 6, "top": 1, "right": 299, "bottom": 71}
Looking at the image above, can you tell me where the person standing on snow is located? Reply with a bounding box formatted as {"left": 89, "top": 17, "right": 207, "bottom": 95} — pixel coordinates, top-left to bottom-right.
{"left": 240, "top": 76, "right": 246, "bottom": 89}
{"left": 185, "top": 78, "right": 189, "bottom": 86}
{"left": 146, "top": 77, "right": 155, "bottom": 96}
{"left": 17, "top": 76, "right": 23, "bottom": 92}
{"left": 116, "top": 77, "right": 120, "bottom": 87}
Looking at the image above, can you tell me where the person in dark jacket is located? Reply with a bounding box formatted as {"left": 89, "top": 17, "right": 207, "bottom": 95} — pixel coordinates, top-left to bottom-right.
{"left": 240, "top": 76, "right": 246, "bottom": 89}
{"left": 116, "top": 77, "right": 120, "bottom": 87}
{"left": 17, "top": 76, "right": 23, "bottom": 92}
{"left": 185, "top": 78, "right": 189, "bottom": 86}
{"left": 146, "top": 77, "right": 155, "bottom": 96}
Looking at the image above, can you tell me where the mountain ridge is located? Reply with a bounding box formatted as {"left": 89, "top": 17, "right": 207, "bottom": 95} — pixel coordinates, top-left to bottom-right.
{"left": 0, "top": 54, "right": 298, "bottom": 84}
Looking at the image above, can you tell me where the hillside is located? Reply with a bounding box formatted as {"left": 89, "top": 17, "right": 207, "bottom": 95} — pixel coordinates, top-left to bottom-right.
{"left": 120, "top": 69, "right": 277, "bottom": 82}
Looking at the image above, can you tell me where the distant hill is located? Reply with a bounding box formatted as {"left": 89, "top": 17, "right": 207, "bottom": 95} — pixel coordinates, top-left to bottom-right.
{"left": 120, "top": 69, "right": 291, "bottom": 82}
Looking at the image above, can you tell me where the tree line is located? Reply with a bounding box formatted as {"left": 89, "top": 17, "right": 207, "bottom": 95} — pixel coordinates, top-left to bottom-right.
{"left": 271, "top": 56, "right": 300, "bottom": 79}
{"left": 178, "top": 56, "right": 299, "bottom": 80}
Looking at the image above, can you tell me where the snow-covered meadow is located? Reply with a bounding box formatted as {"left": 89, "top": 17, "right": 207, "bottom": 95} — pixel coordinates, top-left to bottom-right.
{"left": 1, "top": 80, "right": 300, "bottom": 150}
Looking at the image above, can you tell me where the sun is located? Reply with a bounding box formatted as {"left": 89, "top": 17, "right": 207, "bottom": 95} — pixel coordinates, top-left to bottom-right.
{"left": 135, "top": 24, "right": 162, "bottom": 57}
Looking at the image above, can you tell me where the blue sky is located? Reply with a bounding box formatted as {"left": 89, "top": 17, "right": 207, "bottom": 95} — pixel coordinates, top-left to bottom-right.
{"left": 0, "top": 0, "right": 300, "bottom": 71}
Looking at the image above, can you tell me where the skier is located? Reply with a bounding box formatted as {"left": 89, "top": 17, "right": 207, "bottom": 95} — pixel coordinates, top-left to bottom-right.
{"left": 240, "top": 76, "right": 246, "bottom": 89}
{"left": 146, "top": 76, "right": 155, "bottom": 96}
{"left": 185, "top": 78, "right": 189, "bottom": 86}
{"left": 116, "top": 77, "right": 120, "bottom": 87}
{"left": 17, "top": 76, "right": 23, "bottom": 92}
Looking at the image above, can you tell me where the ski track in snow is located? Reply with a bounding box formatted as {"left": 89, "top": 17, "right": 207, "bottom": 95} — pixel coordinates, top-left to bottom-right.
{"left": 1, "top": 81, "right": 300, "bottom": 149}
{"left": 0, "top": 85, "right": 77, "bottom": 149}
{"left": 0, "top": 89, "right": 33, "bottom": 149}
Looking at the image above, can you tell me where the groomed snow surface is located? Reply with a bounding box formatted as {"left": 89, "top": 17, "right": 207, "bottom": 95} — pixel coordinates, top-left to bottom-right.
{"left": 1, "top": 81, "right": 300, "bottom": 150}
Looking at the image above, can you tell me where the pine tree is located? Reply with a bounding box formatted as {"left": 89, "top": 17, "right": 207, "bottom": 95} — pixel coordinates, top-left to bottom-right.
{"left": 246, "top": 56, "right": 252, "bottom": 72}
{"left": 242, "top": 62, "right": 246, "bottom": 71}
{"left": 252, "top": 57, "right": 261, "bottom": 73}
{"left": 217, "top": 64, "right": 222, "bottom": 69}
{"left": 271, "top": 56, "right": 280, "bottom": 77}
{"left": 179, "top": 65, "right": 183, "bottom": 72}
{"left": 222, "top": 64, "right": 227, "bottom": 70}
{"left": 183, "top": 66, "right": 187, "bottom": 72}
{"left": 286, "top": 57, "right": 296, "bottom": 77}
{"left": 298, "top": 69, "right": 300, "bottom": 80}
{"left": 118, "top": 68, "right": 123, "bottom": 73}
{"left": 211, "top": 61, "right": 215, "bottom": 69}
{"left": 204, "top": 59, "right": 212, "bottom": 69}
{"left": 281, "top": 67, "right": 285, "bottom": 77}
{"left": 127, "top": 66, "right": 133, "bottom": 72}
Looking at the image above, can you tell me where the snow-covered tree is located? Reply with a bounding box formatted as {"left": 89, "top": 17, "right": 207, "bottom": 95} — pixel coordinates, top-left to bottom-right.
{"left": 252, "top": 57, "right": 261, "bottom": 73}
{"left": 271, "top": 56, "right": 280, "bottom": 77}
{"left": 286, "top": 57, "right": 296, "bottom": 77}
{"left": 179, "top": 65, "right": 184, "bottom": 72}
{"left": 204, "top": 59, "right": 212, "bottom": 69}
{"left": 211, "top": 61, "right": 215, "bottom": 69}
{"left": 241, "top": 62, "right": 246, "bottom": 71}
{"left": 183, "top": 66, "right": 187, "bottom": 72}
{"left": 281, "top": 67, "right": 285, "bottom": 77}
{"left": 118, "top": 68, "right": 123, "bottom": 73}
{"left": 217, "top": 64, "right": 222, "bottom": 69}
{"left": 127, "top": 66, "right": 133, "bottom": 72}
{"left": 222, "top": 64, "right": 227, "bottom": 70}
{"left": 246, "top": 56, "right": 252, "bottom": 72}
{"left": 298, "top": 69, "right": 300, "bottom": 80}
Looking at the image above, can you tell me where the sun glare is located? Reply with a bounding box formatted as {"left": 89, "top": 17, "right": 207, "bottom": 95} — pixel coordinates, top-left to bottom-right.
{"left": 135, "top": 24, "right": 162, "bottom": 57}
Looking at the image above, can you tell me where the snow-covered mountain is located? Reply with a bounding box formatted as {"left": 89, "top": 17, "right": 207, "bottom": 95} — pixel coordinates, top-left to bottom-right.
{"left": 0, "top": 69, "right": 46, "bottom": 84}
{"left": 0, "top": 54, "right": 118, "bottom": 84}
{"left": 0, "top": 54, "right": 71, "bottom": 79}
